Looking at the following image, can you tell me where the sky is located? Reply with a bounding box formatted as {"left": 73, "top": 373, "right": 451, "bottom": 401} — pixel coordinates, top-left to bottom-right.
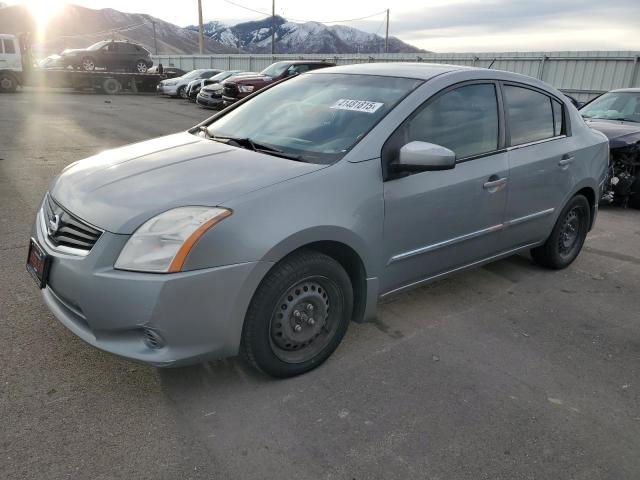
{"left": 4, "top": 0, "right": 640, "bottom": 52}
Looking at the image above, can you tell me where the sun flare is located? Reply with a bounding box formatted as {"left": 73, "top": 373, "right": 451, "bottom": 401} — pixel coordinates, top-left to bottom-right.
{"left": 25, "top": 0, "right": 67, "bottom": 32}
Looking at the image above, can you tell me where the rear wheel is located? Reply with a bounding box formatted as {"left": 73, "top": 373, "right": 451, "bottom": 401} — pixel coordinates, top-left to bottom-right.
{"left": 241, "top": 250, "right": 353, "bottom": 378}
{"left": 81, "top": 56, "right": 96, "bottom": 71}
{"left": 629, "top": 177, "right": 640, "bottom": 209}
{"left": 531, "top": 194, "right": 590, "bottom": 269}
{"left": 135, "top": 60, "right": 148, "bottom": 73}
{"left": 0, "top": 73, "right": 17, "bottom": 93}
{"left": 178, "top": 86, "right": 188, "bottom": 99}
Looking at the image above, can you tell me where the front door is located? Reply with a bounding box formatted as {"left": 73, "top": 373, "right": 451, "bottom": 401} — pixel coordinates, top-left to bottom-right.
{"left": 382, "top": 82, "right": 509, "bottom": 294}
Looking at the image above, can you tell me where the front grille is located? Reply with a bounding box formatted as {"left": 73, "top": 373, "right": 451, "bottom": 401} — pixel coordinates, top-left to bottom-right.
{"left": 43, "top": 194, "right": 102, "bottom": 252}
{"left": 223, "top": 83, "right": 238, "bottom": 98}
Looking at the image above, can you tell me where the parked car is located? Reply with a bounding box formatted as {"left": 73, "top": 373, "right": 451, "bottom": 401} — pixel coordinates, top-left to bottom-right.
{"left": 183, "top": 69, "right": 226, "bottom": 100}
{"left": 156, "top": 69, "right": 220, "bottom": 98}
{"left": 196, "top": 71, "right": 254, "bottom": 108}
{"left": 222, "top": 60, "right": 335, "bottom": 107}
{"left": 580, "top": 88, "right": 640, "bottom": 208}
{"left": 147, "top": 65, "right": 186, "bottom": 78}
{"left": 29, "top": 63, "right": 608, "bottom": 377}
{"left": 60, "top": 40, "right": 153, "bottom": 73}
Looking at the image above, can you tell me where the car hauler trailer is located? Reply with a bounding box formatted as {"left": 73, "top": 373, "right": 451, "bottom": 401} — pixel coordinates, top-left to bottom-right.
{"left": 0, "top": 33, "right": 163, "bottom": 94}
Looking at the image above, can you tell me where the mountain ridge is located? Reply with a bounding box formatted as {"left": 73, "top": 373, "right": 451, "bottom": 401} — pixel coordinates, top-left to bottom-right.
{"left": 187, "top": 15, "right": 426, "bottom": 54}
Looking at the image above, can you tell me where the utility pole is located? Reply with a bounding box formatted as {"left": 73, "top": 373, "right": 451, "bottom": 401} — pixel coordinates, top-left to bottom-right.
{"left": 152, "top": 20, "right": 158, "bottom": 55}
{"left": 197, "top": 0, "right": 205, "bottom": 54}
{"left": 271, "top": 0, "right": 275, "bottom": 55}
{"left": 384, "top": 9, "right": 389, "bottom": 53}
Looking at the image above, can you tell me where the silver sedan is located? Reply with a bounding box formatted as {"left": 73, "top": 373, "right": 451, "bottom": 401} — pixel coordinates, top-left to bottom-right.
{"left": 29, "top": 63, "right": 608, "bottom": 377}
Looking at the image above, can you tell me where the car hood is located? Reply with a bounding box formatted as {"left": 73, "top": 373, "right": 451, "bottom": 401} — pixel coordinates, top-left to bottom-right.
{"left": 584, "top": 119, "right": 640, "bottom": 147}
{"left": 50, "top": 132, "right": 324, "bottom": 234}
{"left": 61, "top": 48, "right": 88, "bottom": 56}
{"left": 202, "top": 84, "right": 223, "bottom": 92}
{"left": 229, "top": 74, "right": 274, "bottom": 84}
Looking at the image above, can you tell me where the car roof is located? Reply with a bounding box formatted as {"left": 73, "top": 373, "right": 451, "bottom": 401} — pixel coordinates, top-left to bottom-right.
{"left": 288, "top": 60, "right": 335, "bottom": 65}
{"left": 310, "top": 62, "right": 476, "bottom": 80}
{"left": 609, "top": 88, "right": 640, "bottom": 93}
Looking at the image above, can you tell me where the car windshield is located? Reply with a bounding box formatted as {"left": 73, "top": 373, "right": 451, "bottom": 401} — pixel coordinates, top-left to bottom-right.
{"left": 87, "top": 41, "right": 109, "bottom": 51}
{"left": 206, "top": 73, "right": 422, "bottom": 164}
{"left": 580, "top": 91, "right": 640, "bottom": 123}
{"left": 182, "top": 70, "right": 203, "bottom": 79}
{"left": 260, "top": 62, "right": 290, "bottom": 78}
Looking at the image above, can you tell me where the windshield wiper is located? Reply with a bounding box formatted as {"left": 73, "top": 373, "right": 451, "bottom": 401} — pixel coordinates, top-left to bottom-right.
{"left": 208, "top": 134, "right": 306, "bottom": 161}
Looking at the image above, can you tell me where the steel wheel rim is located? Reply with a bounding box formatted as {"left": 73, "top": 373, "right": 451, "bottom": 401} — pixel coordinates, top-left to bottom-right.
{"left": 268, "top": 276, "right": 340, "bottom": 364}
{"left": 0, "top": 78, "right": 12, "bottom": 89}
{"left": 558, "top": 206, "right": 584, "bottom": 257}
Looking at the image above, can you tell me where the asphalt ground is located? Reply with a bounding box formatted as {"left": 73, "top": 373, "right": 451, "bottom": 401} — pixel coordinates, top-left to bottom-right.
{"left": 1, "top": 88, "right": 639, "bottom": 480}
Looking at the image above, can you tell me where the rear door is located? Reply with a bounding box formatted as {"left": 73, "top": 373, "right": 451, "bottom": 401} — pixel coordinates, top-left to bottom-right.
{"left": 501, "top": 83, "right": 574, "bottom": 247}
{"left": 382, "top": 82, "right": 509, "bottom": 293}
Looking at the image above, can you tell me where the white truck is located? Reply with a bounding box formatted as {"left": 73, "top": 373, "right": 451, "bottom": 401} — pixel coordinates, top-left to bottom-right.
{"left": 0, "top": 33, "right": 163, "bottom": 94}
{"left": 0, "top": 33, "right": 25, "bottom": 93}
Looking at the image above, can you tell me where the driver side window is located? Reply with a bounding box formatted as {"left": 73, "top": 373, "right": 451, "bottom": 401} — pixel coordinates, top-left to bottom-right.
{"left": 407, "top": 83, "right": 500, "bottom": 160}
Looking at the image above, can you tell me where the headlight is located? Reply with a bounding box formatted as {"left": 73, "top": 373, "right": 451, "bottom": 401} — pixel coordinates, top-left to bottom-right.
{"left": 238, "top": 85, "right": 254, "bottom": 93}
{"left": 115, "top": 207, "right": 232, "bottom": 273}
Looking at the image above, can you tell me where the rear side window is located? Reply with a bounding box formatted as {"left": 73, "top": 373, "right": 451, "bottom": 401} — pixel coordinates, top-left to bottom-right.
{"left": 404, "top": 83, "right": 500, "bottom": 159}
{"left": 504, "top": 85, "right": 556, "bottom": 145}
{"left": 3, "top": 39, "right": 16, "bottom": 54}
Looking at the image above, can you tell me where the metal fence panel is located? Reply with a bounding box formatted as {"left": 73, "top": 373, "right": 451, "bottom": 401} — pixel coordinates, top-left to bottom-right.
{"left": 152, "top": 51, "right": 640, "bottom": 102}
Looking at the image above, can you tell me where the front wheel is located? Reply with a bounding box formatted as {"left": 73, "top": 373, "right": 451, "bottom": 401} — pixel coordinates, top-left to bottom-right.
{"left": 531, "top": 194, "right": 590, "bottom": 269}
{"left": 0, "top": 74, "right": 17, "bottom": 93}
{"left": 81, "top": 56, "right": 96, "bottom": 71}
{"left": 241, "top": 250, "right": 353, "bottom": 378}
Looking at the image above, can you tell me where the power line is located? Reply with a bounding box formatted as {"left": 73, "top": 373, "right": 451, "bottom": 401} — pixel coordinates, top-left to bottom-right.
{"left": 221, "top": 0, "right": 386, "bottom": 25}
{"left": 222, "top": 0, "right": 270, "bottom": 17}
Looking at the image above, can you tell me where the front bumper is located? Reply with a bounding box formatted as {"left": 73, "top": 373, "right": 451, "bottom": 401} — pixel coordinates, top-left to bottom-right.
{"left": 196, "top": 93, "right": 223, "bottom": 109}
{"left": 156, "top": 84, "right": 179, "bottom": 96}
{"left": 33, "top": 208, "right": 272, "bottom": 367}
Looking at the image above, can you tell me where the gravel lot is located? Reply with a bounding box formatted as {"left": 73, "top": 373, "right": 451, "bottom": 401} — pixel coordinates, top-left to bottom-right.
{"left": 1, "top": 88, "right": 639, "bottom": 480}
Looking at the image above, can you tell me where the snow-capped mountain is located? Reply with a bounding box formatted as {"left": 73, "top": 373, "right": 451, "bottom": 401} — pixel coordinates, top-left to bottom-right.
{"left": 188, "top": 16, "right": 425, "bottom": 54}
{"left": 0, "top": 4, "right": 239, "bottom": 55}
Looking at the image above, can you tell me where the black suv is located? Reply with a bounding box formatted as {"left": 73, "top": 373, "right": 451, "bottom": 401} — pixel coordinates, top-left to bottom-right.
{"left": 61, "top": 40, "right": 154, "bottom": 73}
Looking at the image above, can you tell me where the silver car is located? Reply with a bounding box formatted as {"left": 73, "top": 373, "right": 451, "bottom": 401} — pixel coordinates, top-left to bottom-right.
{"left": 28, "top": 63, "right": 608, "bottom": 377}
{"left": 156, "top": 69, "right": 221, "bottom": 98}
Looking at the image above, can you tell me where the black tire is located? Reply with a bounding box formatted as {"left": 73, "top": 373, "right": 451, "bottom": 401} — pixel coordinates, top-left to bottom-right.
{"left": 176, "top": 86, "right": 186, "bottom": 99}
{"left": 0, "top": 73, "right": 17, "bottom": 93}
{"left": 101, "top": 78, "right": 122, "bottom": 95}
{"left": 241, "top": 250, "right": 353, "bottom": 378}
{"left": 531, "top": 194, "right": 590, "bottom": 269}
{"left": 81, "top": 56, "right": 96, "bottom": 71}
{"left": 629, "top": 177, "right": 640, "bottom": 209}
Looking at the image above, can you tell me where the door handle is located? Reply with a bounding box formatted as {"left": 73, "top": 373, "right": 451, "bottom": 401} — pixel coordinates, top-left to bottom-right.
{"left": 558, "top": 155, "right": 574, "bottom": 167}
{"left": 483, "top": 177, "right": 508, "bottom": 190}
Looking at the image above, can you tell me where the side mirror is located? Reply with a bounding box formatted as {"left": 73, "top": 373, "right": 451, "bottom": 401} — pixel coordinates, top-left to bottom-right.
{"left": 390, "top": 141, "right": 456, "bottom": 173}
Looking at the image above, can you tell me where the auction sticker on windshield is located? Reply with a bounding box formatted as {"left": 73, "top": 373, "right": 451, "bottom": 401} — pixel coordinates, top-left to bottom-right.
{"left": 331, "top": 99, "right": 384, "bottom": 113}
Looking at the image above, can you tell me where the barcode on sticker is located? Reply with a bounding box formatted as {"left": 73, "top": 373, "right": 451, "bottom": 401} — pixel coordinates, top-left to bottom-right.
{"left": 331, "top": 99, "right": 384, "bottom": 113}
